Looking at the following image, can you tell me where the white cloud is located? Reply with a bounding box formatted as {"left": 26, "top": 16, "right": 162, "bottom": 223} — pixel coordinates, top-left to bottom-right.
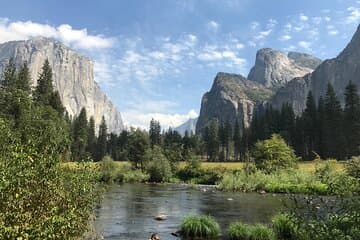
{"left": 207, "top": 20, "right": 220, "bottom": 32}
{"left": 0, "top": 18, "right": 115, "bottom": 49}
{"left": 346, "top": 7, "right": 360, "bottom": 24}
{"left": 299, "top": 13, "right": 309, "bottom": 21}
{"left": 298, "top": 41, "right": 312, "bottom": 51}
{"left": 328, "top": 30, "right": 339, "bottom": 35}
{"left": 279, "top": 34, "right": 292, "bottom": 41}
{"left": 254, "top": 29, "right": 272, "bottom": 40}
{"left": 324, "top": 16, "right": 331, "bottom": 22}
{"left": 123, "top": 109, "right": 199, "bottom": 130}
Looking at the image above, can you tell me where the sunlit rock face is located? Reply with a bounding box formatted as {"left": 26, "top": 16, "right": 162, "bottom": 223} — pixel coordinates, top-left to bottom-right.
{"left": 196, "top": 72, "right": 274, "bottom": 133}
{"left": 271, "top": 25, "right": 360, "bottom": 114}
{"left": 0, "top": 37, "right": 123, "bottom": 133}
{"left": 247, "top": 48, "right": 321, "bottom": 88}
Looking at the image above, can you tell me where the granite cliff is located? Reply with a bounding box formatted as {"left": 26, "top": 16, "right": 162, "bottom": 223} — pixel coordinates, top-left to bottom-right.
{"left": 0, "top": 37, "right": 123, "bottom": 133}
{"left": 271, "top": 25, "right": 360, "bottom": 114}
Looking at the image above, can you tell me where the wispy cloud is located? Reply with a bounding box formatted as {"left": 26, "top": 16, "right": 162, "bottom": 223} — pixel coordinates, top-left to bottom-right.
{"left": 346, "top": 6, "right": 360, "bottom": 23}
{"left": 207, "top": 20, "right": 220, "bottom": 32}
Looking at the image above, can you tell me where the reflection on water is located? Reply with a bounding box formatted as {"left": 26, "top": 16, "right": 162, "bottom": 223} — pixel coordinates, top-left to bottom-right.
{"left": 94, "top": 184, "right": 286, "bottom": 240}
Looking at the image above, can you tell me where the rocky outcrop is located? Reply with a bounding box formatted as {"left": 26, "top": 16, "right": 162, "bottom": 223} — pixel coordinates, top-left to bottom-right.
{"left": 196, "top": 72, "right": 273, "bottom": 133}
{"left": 271, "top": 24, "right": 360, "bottom": 114}
{"left": 174, "top": 118, "right": 198, "bottom": 136}
{"left": 0, "top": 37, "right": 123, "bottom": 133}
{"left": 247, "top": 48, "right": 321, "bottom": 88}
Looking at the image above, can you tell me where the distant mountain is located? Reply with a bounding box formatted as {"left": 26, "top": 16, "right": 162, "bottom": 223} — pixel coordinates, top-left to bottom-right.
{"left": 247, "top": 48, "right": 321, "bottom": 88}
{"left": 196, "top": 72, "right": 273, "bottom": 133}
{"left": 271, "top": 24, "right": 360, "bottom": 114}
{"left": 174, "top": 117, "right": 198, "bottom": 135}
{"left": 0, "top": 37, "right": 124, "bottom": 133}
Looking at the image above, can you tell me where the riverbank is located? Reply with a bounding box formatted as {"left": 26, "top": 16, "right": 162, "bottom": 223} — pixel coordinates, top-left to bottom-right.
{"left": 62, "top": 160, "right": 359, "bottom": 196}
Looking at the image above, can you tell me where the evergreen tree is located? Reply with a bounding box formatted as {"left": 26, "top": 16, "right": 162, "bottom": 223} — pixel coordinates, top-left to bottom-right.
{"left": 149, "top": 118, "right": 161, "bottom": 147}
{"left": 16, "top": 62, "right": 31, "bottom": 94}
{"left": 96, "top": 116, "right": 108, "bottom": 161}
{"left": 49, "top": 91, "right": 64, "bottom": 115}
{"left": 233, "top": 120, "right": 241, "bottom": 161}
{"left": 87, "top": 116, "right": 96, "bottom": 159}
{"left": 203, "top": 120, "right": 219, "bottom": 161}
{"left": 71, "top": 108, "right": 88, "bottom": 161}
{"left": 34, "top": 59, "right": 53, "bottom": 105}
{"left": 302, "top": 91, "right": 318, "bottom": 159}
{"left": 316, "top": 96, "right": 325, "bottom": 157}
{"left": 344, "top": 81, "right": 360, "bottom": 157}
{"left": 323, "top": 83, "right": 346, "bottom": 159}
{"left": 1, "top": 58, "right": 17, "bottom": 90}
{"left": 128, "top": 128, "right": 150, "bottom": 169}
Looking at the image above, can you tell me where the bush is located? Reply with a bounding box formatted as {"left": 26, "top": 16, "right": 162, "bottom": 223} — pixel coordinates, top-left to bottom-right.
{"left": 228, "top": 222, "right": 252, "bottom": 240}
{"left": 250, "top": 224, "right": 275, "bottom": 240}
{"left": 99, "top": 155, "right": 117, "bottom": 183}
{"left": 345, "top": 156, "right": 360, "bottom": 178}
{"left": 252, "top": 134, "right": 297, "bottom": 173}
{"left": 115, "top": 166, "right": 149, "bottom": 183}
{"left": 272, "top": 214, "right": 299, "bottom": 240}
{"left": 180, "top": 215, "right": 220, "bottom": 239}
{"left": 144, "top": 146, "right": 172, "bottom": 182}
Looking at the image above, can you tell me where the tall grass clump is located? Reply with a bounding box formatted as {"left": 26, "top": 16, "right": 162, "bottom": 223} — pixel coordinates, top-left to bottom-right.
{"left": 180, "top": 215, "right": 220, "bottom": 239}
{"left": 228, "top": 222, "right": 252, "bottom": 240}
{"left": 272, "top": 213, "right": 299, "bottom": 240}
{"left": 249, "top": 224, "right": 275, "bottom": 240}
{"left": 345, "top": 156, "right": 360, "bottom": 178}
{"left": 99, "top": 155, "right": 117, "bottom": 183}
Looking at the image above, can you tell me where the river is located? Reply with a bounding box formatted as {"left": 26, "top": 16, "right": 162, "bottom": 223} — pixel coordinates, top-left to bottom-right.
{"left": 94, "top": 183, "right": 287, "bottom": 240}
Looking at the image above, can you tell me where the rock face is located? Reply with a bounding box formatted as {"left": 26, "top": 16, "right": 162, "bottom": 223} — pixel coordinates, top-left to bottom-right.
{"left": 174, "top": 118, "right": 198, "bottom": 136}
{"left": 271, "top": 25, "right": 360, "bottom": 114}
{"left": 196, "top": 72, "right": 273, "bottom": 133}
{"left": 0, "top": 37, "right": 123, "bottom": 133}
{"left": 247, "top": 48, "right": 321, "bottom": 88}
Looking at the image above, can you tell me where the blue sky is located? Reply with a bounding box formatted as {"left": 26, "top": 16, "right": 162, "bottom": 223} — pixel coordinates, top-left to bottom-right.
{"left": 0, "top": 0, "right": 359, "bottom": 129}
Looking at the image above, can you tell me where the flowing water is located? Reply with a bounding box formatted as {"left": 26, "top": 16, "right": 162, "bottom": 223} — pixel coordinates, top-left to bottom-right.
{"left": 94, "top": 183, "right": 287, "bottom": 240}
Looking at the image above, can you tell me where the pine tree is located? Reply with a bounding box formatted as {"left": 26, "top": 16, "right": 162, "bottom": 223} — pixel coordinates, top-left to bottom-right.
{"left": 302, "top": 91, "right": 317, "bottom": 159}
{"left": 204, "top": 120, "right": 219, "bottom": 161}
{"left": 233, "top": 120, "right": 241, "bottom": 161}
{"left": 317, "top": 96, "right": 325, "bottom": 157}
{"left": 1, "top": 58, "right": 17, "bottom": 90}
{"left": 87, "top": 116, "right": 96, "bottom": 159}
{"left": 34, "top": 59, "right": 54, "bottom": 105}
{"left": 149, "top": 118, "right": 161, "bottom": 147}
{"left": 96, "top": 116, "right": 108, "bottom": 161}
{"left": 344, "top": 81, "right": 360, "bottom": 158}
{"left": 16, "top": 62, "right": 31, "bottom": 94}
{"left": 49, "top": 91, "right": 64, "bottom": 115}
{"left": 71, "top": 108, "right": 88, "bottom": 161}
{"left": 323, "top": 83, "right": 346, "bottom": 159}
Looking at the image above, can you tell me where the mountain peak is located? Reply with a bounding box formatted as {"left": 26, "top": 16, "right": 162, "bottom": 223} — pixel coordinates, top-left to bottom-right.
{"left": 247, "top": 48, "right": 320, "bottom": 88}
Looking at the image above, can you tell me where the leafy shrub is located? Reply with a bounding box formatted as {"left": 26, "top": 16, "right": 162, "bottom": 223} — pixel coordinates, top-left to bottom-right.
{"left": 115, "top": 166, "right": 149, "bottom": 183}
{"left": 249, "top": 224, "right": 275, "bottom": 240}
{"left": 228, "top": 222, "right": 252, "bottom": 240}
{"left": 315, "top": 160, "right": 337, "bottom": 182}
{"left": 99, "top": 155, "right": 117, "bottom": 183}
{"left": 345, "top": 156, "right": 360, "bottom": 178}
{"left": 180, "top": 215, "right": 220, "bottom": 239}
{"left": 272, "top": 214, "right": 299, "bottom": 240}
{"left": 144, "top": 146, "right": 172, "bottom": 182}
{"left": 252, "top": 134, "right": 297, "bottom": 173}
{"left": 0, "top": 119, "right": 100, "bottom": 240}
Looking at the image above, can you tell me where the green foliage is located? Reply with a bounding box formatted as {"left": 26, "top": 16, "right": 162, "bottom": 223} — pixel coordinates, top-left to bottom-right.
{"left": 228, "top": 222, "right": 252, "bottom": 240}
{"left": 252, "top": 134, "right": 297, "bottom": 173}
{"left": 149, "top": 118, "right": 161, "bottom": 146}
{"left": 219, "top": 169, "right": 328, "bottom": 194}
{"left": 0, "top": 119, "right": 100, "bottom": 240}
{"left": 272, "top": 214, "right": 299, "bottom": 240}
{"left": 96, "top": 116, "right": 108, "bottom": 161}
{"left": 144, "top": 146, "right": 172, "bottom": 182}
{"left": 345, "top": 156, "right": 360, "bottom": 178}
{"left": 180, "top": 215, "right": 220, "bottom": 239}
{"left": 249, "top": 224, "right": 275, "bottom": 240}
{"left": 99, "top": 155, "right": 117, "bottom": 183}
{"left": 128, "top": 128, "right": 150, "bottom": 169}
{"left": 34, "top": 59, "right": 54, "bottom": 105}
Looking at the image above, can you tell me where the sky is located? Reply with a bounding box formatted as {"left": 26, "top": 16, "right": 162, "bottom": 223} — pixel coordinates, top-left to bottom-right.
{"left": 0, "top": 0, "right": 359, "bottom": 129}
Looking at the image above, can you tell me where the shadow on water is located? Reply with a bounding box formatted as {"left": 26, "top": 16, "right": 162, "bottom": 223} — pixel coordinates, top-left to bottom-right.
{"left": 94, "top": 183, "right": 287, "bottom": 240}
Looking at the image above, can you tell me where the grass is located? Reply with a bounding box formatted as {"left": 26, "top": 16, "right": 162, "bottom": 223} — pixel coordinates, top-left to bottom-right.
{"left": 227, "top": 222, "right": 275, "bottom": 240}
{"left": 180, "top": 215, "right": 220, "bottom": 239}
